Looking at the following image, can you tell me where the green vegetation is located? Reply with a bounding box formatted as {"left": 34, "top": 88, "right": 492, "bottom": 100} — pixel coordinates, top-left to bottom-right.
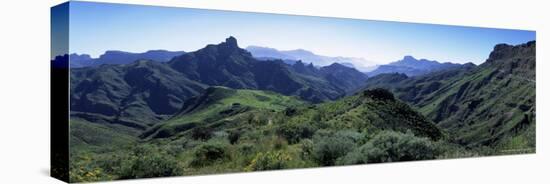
{"left": 363, "top": 41, "right": 536, "bottom": 153}
{"left": 245, "top": 150, "right": 293, "bottom": 171}
{"left": 117, "top": 145, "right": 183, "bottom": 179}
{"left": 312, "top": 131, "right": 358, "bottom": 166}
{"left": 68, "top": 40, "right": 535, "bottom": 182}
{"left": 338, "top": 131, "right": 439, "bottom": 164}
{"left": 189, "top": 140, "right": 231, "bottom": 167}
{"left": 142, "top": 86, "right": 307, "bottom": 139}
{"left": 69, "top": 87, "right": 449, "bottom": 182}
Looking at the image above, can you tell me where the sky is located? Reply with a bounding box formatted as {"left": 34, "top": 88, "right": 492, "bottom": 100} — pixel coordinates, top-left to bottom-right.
{"left": 62, "top": 1, "right": 535, "bottom": 65}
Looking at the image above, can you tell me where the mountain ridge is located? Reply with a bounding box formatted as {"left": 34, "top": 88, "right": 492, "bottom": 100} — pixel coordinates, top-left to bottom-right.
{"left": 367, "top": 55, "right": 465, "bottom": 77}
{"left": 69, "top": 49, "right": 186, "bottom": 68}
{"left": 362, "top": 41, "right": 536, "bottom": 149}
{"left": 246, "top": 45, "right": 376, "bottom": 72}
{"left": 69, "top": 36, "right": 370, "bottom": 132}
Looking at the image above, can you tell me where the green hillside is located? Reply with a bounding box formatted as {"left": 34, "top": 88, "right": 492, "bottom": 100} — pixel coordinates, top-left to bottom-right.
{"left": 141, "top": 86, "right": 307, "bottom": 139}
{"left": 69, "top": 119, "right": 137, "bottom": 151}
{"left": 69, "top": 87, "right": 448, "bottom": 182}
{"left": 69, "top": 37, "right": 370, "bottom": 135}
{"left": 70, "top": 60, "right": 207, "bottom": 129}
{"left": 66, "top": 40, "right": 536, "bottom": 183}
{"left": 363, "top": 41, "right": 536, "bottom": 152}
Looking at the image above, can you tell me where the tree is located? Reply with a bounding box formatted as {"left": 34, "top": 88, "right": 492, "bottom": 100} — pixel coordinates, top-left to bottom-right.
{"left": 312, "top": 131, "right": 356, "bottom": 166}
{"left": 338, "top": 131, "right": 439, "bottom": 165}
{"left": 276, "top": 123, "right": 316, "bottom": 144}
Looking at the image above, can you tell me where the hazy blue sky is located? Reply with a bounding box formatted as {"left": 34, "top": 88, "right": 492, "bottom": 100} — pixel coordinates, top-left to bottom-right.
{"left": 66, "top": 1, "right": 535, "bottom": 65}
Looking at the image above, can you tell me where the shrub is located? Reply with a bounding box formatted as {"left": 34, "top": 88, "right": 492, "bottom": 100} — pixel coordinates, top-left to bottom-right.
{"left": 191, "top": 126, "right": 213, "bottom": 140}
{"left": 300, "top": 139, "right": 314, "bottom": 159}
{"left": 272, "top": 136, "right": 288, "bottom": 150}
{"left": 238, "top": 143, "right": 256, "bottom": 155}
{"left": 69, "top": 153, "right": 114, "bottom": 182}
{"left": 338, "top": 131, "right": 439, "bottom": 165}
{"left": 362, "top": 88, "right": 395, "bottom": 101}
{"left": 118, "top": 145, "right": 182, "bottom": 179}
{"left": 189, "top": 141, "right": 230, "bottom": 167}
{"left": 284, "top": 107, "right": 297, "bottom": 116}
{"left": 228, "top": 130, "right": 242, "bottom": 144}
{"left": 276, "top": 123, "right": 316, "bottom": 144}
{"left": 245, "top": 151, "right": 292, "bottom": 171}
{"left": 312, "top": 132, "right": 356, "bottom": 166}
{"left": 434, "top": 141, "right": 482, "bottom": 159}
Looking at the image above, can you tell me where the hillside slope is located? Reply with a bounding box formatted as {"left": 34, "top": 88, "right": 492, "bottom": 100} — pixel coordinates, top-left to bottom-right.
{"left": 141, "top": 86, "right": 307, "bottom": 139}
{"left": 363, "top": 41, "right": 536, "bottom": 150}
{"left": 144, "top": 87, "right": 442, "bottom": 142}
{"left": 70, "top": 60, "right": 207, "bottom": 129}
{"left": 169, "top": 37, "right": 367, "bottom": 102}
{"left": 69, "top": 37, "right": 369, "bottom": 132}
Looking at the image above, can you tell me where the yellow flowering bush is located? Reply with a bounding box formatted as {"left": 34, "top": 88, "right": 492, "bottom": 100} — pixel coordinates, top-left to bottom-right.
{"left": 245, "top": 150, "right": 292, "bottom": 171}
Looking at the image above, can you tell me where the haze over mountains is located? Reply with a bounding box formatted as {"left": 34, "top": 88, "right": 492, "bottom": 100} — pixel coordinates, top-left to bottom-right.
{"left": 366, "top": 55, "right": 467, "bottom": 77}
{"left": 69, "top": 50, "right": 185, "bottom": 68}
{"left": 67, "top": 41, "right": 469, "bottom": 79}
{"left": 245, "top": 46, "right": 378, "bottom": 72}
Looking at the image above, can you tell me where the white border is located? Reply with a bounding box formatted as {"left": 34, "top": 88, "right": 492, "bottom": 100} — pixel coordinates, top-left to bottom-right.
{"left": 0, "top": 0, "right": 547, "bottom": 183}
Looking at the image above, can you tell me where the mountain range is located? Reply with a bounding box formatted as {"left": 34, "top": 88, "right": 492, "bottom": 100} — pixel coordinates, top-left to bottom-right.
{"left": 68, "top": 43, "right": 465, "bottom": 79}
{"left": 362, "top": 41, "right": 535, "bottom": 148}
{"left": 366, "top": 55, "right": 466, "bottom": 77}
{"left": 70, "top": 37, "right": 369, "bottom": 131}
{"left": 245, "top": 46, "right": 377, "bottom": 72}
{"left": 69, "top": 50, "right": 185, "bottom": 68}
{"left": 65, "top": 37, "right": 536, "bottom": 182}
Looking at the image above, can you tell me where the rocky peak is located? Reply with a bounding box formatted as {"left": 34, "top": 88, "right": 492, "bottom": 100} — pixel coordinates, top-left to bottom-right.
{"left": 485, "top": 41, "right": 536, "bottom": 66}
{"left": 222, "top": 36, "right": 238, "bottom": 48}
{"left": 402, "top": 55, "right": 416, "bottom": 61}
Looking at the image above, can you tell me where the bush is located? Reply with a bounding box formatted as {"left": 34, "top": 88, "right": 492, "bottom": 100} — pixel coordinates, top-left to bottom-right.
{"left": 312, "top": 131, "right": 356, "bottom": 166}
{"left": 118, "top": 145, "right": 182, "bottom": 179}
{"left": 245, "top": 151, "right": 292, "bottom": 171}
{"left": 362, "top": 88, "right": 395, "bottom": 101}
{"left": 228, "top": 130, "right": 242, "bottom": 144}
{"left": 276, "top": 123, "right": 316, "bottom": 144}
{"left": 238, "top": 143, "right": 255, "bottom": 155}
{"left": 69, "top": 153, "right": 114, "bottom": 182}
{"left": 300, "top": 139, "right": 314, "bottom": 159}
{"left": 284, "top": 107, "right": 298, "bottom": 116}
{"left": 190, "top": 141, "right": 230, "bottom": 167}
{"left": 434, "top": 141, "right": 482, "bottom": 159}
{"left": 272, "top": 136, "right": 288, "bottom": 150}
{"left": 338, "top": 131, "right": 439, "bottom": 165}
{"left": 191, "top": 126, "right": 213, "bottom": 140}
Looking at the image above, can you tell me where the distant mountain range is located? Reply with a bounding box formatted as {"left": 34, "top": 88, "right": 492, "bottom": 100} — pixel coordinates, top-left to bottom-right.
{"left": 366, "top": 55, "right": 466, "bottom": 77}
{"left": 67, "top": 44, "right": 466, "bottom": 80}
{"left": 69, "top": 50, "right": 186, "bottom": 68}
{"left": 245, "top": 46, "right": 377, "bottom": 72}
